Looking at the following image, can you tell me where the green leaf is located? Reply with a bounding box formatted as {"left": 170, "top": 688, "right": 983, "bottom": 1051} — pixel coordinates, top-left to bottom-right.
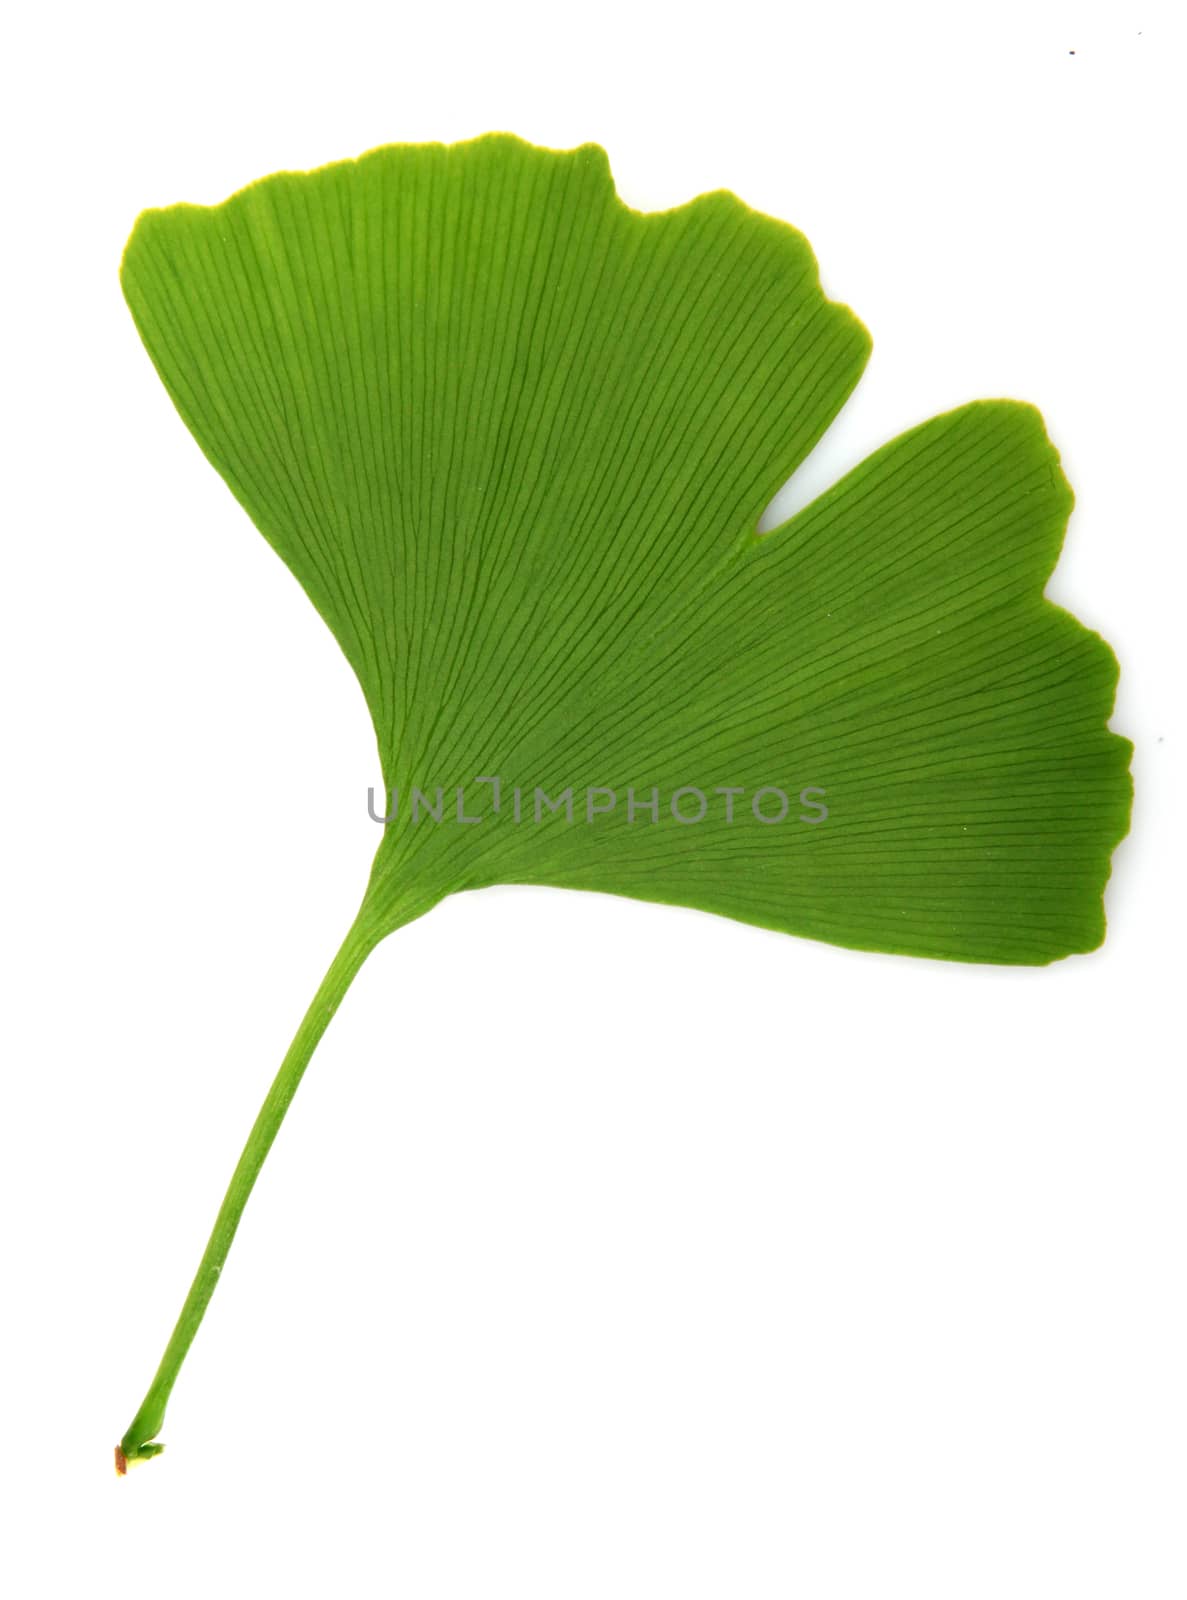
{"left": 115, "top": 134, "right": 1131, "bottom": 1468}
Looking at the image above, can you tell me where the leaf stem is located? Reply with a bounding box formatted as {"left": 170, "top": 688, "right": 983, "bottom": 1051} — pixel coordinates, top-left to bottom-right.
{"left": 116, "top": 902, "right": 387, "bottom": 1472}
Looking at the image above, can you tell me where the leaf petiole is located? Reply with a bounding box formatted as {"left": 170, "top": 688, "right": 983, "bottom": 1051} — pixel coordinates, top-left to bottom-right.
{"left": 116, "top": 898, "right": 389, "bottom": 1473}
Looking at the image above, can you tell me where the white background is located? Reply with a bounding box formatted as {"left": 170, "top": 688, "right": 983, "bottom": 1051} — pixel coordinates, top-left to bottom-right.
{"left": 2, "top": 2, "right": 1183, "bottom": 1595}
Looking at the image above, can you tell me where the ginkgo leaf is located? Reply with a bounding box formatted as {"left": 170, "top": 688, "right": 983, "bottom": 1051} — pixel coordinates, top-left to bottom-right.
{"left": 115, "top": 134, "right": 1131, "bottom": 1470}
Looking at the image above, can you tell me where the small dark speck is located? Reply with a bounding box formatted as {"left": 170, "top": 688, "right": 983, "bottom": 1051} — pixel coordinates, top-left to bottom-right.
{"left": 1069, "top": 49, "right": 1076, "bottom": 55}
